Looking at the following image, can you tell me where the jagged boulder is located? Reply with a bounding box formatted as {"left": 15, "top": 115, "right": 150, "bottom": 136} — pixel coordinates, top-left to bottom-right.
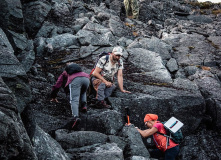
{"left": 119, "top": 125, "right": 150, "bottom": 159}
{"left": 0, "top": 0, "right": 24, "bottom": 33}
{"left": 0, "top": 28, "right": 26, "bottom": 78}
{"left": 187, "top": 15, "right": 213, "bottom": 23}
{"left": 7, "top": 30, "right": 35, "bottom": 72}
{"left": 162, "top": 33, "right": 216, "bottom": 66}
{"left": 0, "top": 77, "right": 37, "bottom": 160}
{"left": 45, "top": 33, "right": 79, "bottom": 51}
{"left": 23, "top": 1, "right": 52, "bottom": 37}
{"left": 55, "top": 130, "right": 108, "bottom": 149}
{"left": 33, "top": 126, "right": 70, "bottom": 160}
{"left": 126, "top": 48, "right": 172, "bottom": 83}
{"left": 67, "top": 143, "right": 124, "bottom": 160}
{"left": 86, "top": 110, "right": 124, "bottom": 135}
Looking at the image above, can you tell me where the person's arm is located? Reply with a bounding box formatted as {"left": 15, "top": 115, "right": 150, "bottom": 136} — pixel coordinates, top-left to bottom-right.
{"left": 117, "top": 69, "right": 131, "bottom": 93}
{"left": 50, "top": 71, "right": 67, "bottom": 102}
{"left": 93, "top": 67, "right": 112, "bottom": 87}
{"left": 136, "top": 127, "right": 158, "bottom": 138}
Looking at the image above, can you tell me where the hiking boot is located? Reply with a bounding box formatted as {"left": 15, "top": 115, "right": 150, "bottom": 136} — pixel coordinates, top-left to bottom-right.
{"left": 96, "top": 100, "right": 111, "bottom": 109}
{"left": 81, "top": 105, "right": 87, "bottom": 113}
{"left": 104, "top": 97, "right": 112, "bottom": 106}
{"left": 80, "top": 102, "right": 88, "bottom": 113}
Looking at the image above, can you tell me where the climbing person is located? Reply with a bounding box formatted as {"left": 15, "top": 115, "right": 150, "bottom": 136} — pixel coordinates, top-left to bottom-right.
{"left": 50, "top": 62, "right": 90, "bottom": 130}
{"left": 123, "top": 0, "right": 139, "bottom": 19}
{"left": 135, "top": 114, "right": 180, "bottom": 160}
{"left": 91, "top": 46, "right": 131, "bottom": 108}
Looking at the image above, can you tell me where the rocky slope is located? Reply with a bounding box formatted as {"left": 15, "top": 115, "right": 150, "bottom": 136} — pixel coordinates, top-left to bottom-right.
{"left": 0, "top": 0, "right": 221, "bottom": 159}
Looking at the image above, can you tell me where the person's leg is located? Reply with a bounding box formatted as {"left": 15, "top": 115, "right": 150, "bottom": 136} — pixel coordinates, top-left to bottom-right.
{"left": 60, "top": 78, "right": 83, "bottom": 130}
{"left": 80, "top": 77, "right": 90, "bottom": 111}
{"left": 149, "top": 149, "right": 164, "bottom": 159}
{"left": 97, "top": 83, "right": 106, "bottom": 101}
{"left": 69, "top": 78, "right": 81, "bottom": 117}
{"left": 164, "top": 146, "right": 180, "bottom": 160}
{"left": 92, "top": 78, "right": 111, "bottom": 108}
{"left": 131, "top": 0, "right": 139, "bottom": 19}
{"left": 104, "top": 84, "right": 116, "bottom": 99}
{"left": 124, "top": 0, "right": 131, "bottom": 17}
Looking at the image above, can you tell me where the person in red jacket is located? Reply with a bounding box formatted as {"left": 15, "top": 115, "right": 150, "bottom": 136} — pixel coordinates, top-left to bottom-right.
{"left": 136, "top": 114, "right": 179, "bottom": 160}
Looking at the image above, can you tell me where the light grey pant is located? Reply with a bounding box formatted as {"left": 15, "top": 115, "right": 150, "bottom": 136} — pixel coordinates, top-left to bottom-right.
{"left": 97, "top": 83, "right": 116, "bottom": 101}
{"left": 69, "top": 77, "right": 89, "bottom": 117}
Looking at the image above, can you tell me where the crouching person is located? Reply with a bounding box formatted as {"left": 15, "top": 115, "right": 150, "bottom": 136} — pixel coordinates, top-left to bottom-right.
{"left": 136, "top": 114, "right": 180, "bottom": 160}
{"left": 50, "top": 62, "right": 89, "bottom": 130}
{"left": 92, "top": 46, "right": 130, "bottom": 109}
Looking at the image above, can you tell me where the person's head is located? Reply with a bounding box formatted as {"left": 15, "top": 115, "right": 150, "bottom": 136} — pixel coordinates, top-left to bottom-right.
{"left": 144, "top": 114, "right": 158, "bottom": 128}
{"left": 111, "top": 46, "right": 123, "bottom": 62}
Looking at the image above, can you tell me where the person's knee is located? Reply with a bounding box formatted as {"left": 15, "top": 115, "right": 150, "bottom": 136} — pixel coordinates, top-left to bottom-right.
{"left": 98, "top": 83, "right": 106, "bottom": 90}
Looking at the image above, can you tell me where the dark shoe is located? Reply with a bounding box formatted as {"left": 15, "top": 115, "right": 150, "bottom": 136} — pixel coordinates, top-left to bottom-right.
{"left": 104, "top": 97, "right": 112, "bottom": 105}
{"left": 80, "top": 102, "right": 88, "bottom": 113}
{"left": 81, "top": 105, "right": 87, "bottom": 112}
{"left": 96, "top": 100, "right": 111, "bottom": 109}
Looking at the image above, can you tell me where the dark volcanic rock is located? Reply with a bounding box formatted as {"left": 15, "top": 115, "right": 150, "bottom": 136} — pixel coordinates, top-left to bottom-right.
{"left": 0, "top": 0, "right": 221, "bottom": 159}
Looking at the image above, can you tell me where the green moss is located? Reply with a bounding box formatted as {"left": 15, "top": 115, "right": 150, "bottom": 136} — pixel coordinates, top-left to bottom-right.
{"left": 143, "top": 82, "right": 170, "bottom": 86}
{"left": 189, "top": 2, "right": 213, "bottom": 9}
{"left": 186, "top": 54, "right": 190, "bottom": 57}
{"left": 172, "top": 47, "right": 178, "bottom": 51}
{"left": 212, "top": 9, "right": 221, "bottom": 15}
{"left": 16, "top": 84, "right": 23, "bottom": 89}
{"left": 48, "top": 58, "right": 64, "bottom": 64}
{"left": 188, "top": 46, "right": 195, "bottom": 50}
{"left": 199, "top": 2, "right": 213, "bottom": 9}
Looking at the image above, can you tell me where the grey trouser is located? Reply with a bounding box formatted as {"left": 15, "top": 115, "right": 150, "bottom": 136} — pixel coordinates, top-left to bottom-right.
{"left": 69, "top": 77, "right": 89, "bottom": 117}
{"left": 97, "top": 82, "right": 116, "bottom": 101}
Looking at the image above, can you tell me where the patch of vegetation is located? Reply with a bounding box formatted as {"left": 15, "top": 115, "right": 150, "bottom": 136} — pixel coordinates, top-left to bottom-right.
{"left": 143, "top": 82, "right": 170, "bottom": 87}
{"left": 212, "top": 9, "right": 221, "bottom": 15}
{"left": 47, "top": 58, "right": 64, "bottom": 64}
{"left": 16, "top": 84, "right": 23, "bottom": 89}
{"left": 189, "top": 1, "right": 221, "bottom": 15}
{"left": 172, "top": 47, "right": 178, "bottom": 51}
{"left": 188, "top": 46, "right": 195, "bottom": 50}
{"left": 189, "top": 2, "right": 213, "bottom": 9}
{"left": 186, "top": 54, "right": 190, "bottom": 57}
{"left": 125, "top": 22, "right": 135, "bottom": 27}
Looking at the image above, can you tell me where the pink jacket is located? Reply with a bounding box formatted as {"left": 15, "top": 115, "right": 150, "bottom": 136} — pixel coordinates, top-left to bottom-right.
{"left": 51, "top": 71, "right": 89, "bottom": 98}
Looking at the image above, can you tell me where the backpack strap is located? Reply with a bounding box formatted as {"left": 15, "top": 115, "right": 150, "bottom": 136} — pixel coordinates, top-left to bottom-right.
{"left": 157, "top": 132, "right": 169, "bottom": 137}
{"left": 156, "top": 131, "right": 171, "bottom": 148}
{"left": 104, "top": 55, "right": 109, "bottom": 66}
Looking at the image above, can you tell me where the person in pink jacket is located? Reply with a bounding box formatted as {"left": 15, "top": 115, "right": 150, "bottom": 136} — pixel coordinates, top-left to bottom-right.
{"left": 50, "top": 62, "right": 90, "bottom": 130}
